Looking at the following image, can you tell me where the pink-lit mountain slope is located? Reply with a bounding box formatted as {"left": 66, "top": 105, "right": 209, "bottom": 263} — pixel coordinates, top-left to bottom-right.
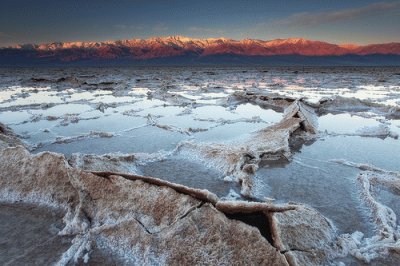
{"left": 6, "top": 36, "right": 400, "bottom": 61}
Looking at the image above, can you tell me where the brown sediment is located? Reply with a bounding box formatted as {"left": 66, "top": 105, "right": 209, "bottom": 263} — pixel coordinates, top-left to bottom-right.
{"left": 230, "top": 91, "right": 296, "bottom": 112}
{"left": 268, "top": 205, "right": 338, "bottom": 266}
{"left": 68, "top": 153, "right": 138, "bottom": 173}
{"left": 0, "top": 122, "right": 26, "bottom": 149}
{"left": 216, "top": 200, "right": 297, "bottom": 213}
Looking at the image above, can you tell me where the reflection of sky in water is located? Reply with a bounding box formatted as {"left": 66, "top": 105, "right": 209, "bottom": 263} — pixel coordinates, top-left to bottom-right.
{"left": 234, "top": 103, "right": 282, "bottom": 123}
{"left": 136, "top": 105, "right": 184, "bottom": 117}
{"left": 0, "top": 92, "right": 64, "bottom": 108}
{"left": 192, "top": 106, "right": 239, "bottom": 120}
{"left": 258, "top": 134, "right": 400, "bottom": 235}
{"left": 139, "top": 155, "right": 232, "bottom": 197}
{"left": 0, "top": 86, "right": 50, "bottom": 102}
{"left": 132, "top": 99, "right": 166, "bottom": 109}
{"left": 30, "top": 104, "right": 92, "bottom": 116}
{"left": 304, "top": 136, "right": 400, "bottom": 171}
{"left": 0, "top": 110, "right": 31, "bottom": 124}
{"left": 158, "top": 115, "right": 216, "bottom": 130}
{"left": 319, "top": 113, "right": 382, "bottom": 134}
{"left": 389, "top": 120, "right": 400, "bottom": 135}
{"left": 90, "top": 95, "right": 136, "bottom": 104}
{"left": 0, "top": 86, "right": 65, "bottom": 107}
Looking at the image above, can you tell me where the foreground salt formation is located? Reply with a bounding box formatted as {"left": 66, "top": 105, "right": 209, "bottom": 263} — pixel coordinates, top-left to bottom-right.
{"left": 0, "top": 123, "right": 346, "bottom": 265}
{"left": 178, "top": 100, "right": 318, "bottom": 198}
{"left": 0, "top": 141, "right": 290, "bottom": 265}
{"left": 1, "top": 72, "right": 400, "bottom": 265}
{"left": 1, "top": 110, "right": 400, "bottom": 265}
{"left": 330, "top": 160, "right": 400, "bottom": 263}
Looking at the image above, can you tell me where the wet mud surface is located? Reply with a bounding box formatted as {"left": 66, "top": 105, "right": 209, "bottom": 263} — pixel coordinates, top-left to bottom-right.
{"left": 0, "top": 203, "right": 71, "bottom": 265}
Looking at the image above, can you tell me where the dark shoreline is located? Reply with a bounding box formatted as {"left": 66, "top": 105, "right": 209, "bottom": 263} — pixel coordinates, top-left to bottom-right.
{"left": 1, "top": 54, "right": 400, "bottom": 67}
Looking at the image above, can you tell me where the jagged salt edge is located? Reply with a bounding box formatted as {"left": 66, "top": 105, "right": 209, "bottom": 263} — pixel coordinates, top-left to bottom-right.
{"left": 70, "top": 152, "right": 141, "bottom": 174}
{"left": 0, "top": 189, "right": 67, "bottom": 210}
{"left": 176, "top": 141, "right": 238, "bottom": 179}
{"left": 328, "top": 160, "right": 400, "bottom": 262}
{"left": 55, "top": 234, "right": 90, "bottom": 266}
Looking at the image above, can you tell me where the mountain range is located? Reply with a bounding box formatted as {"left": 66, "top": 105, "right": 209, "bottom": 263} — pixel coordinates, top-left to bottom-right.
{"left": 1, "top": 36, "right": 400, "bottom": 66}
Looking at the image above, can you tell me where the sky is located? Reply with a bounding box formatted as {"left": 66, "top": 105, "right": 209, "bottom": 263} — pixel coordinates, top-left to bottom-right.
{"left": 0, "top": 0, "right": 399, "bottom": 47}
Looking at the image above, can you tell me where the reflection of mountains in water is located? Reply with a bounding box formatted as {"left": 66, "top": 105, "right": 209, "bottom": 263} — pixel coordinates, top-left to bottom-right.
{"left": 1, "top": 36, "right": 400, "bottom": 66}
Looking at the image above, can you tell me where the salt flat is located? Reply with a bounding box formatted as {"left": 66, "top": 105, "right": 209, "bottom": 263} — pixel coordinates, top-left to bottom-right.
{"left": 0, "top": 66, "right": 399, "bottom": 265}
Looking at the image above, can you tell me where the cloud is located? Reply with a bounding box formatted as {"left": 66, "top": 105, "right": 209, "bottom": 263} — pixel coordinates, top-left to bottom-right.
{"left": 274, "top": 1, "right": 400, "bottom": 27}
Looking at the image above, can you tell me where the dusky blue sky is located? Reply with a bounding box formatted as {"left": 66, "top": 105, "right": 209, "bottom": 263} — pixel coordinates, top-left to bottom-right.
{"left": 0, "top": 0, "right": 399, "bottom": 47}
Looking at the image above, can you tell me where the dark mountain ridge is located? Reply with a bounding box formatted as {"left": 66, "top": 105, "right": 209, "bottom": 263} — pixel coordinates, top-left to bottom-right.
{"left": 1, "top": 36, "right": 399, "bottom": 66}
